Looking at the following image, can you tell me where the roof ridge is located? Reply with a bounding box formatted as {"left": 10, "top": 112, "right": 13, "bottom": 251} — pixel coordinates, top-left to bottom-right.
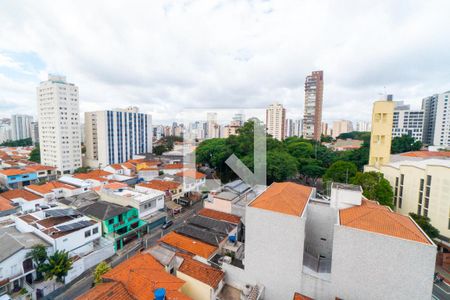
{"left": 343, "top": 207, "right": 378, "bottom": 225}
{"left": 380, "top": 209, "right": 427, "bottom": 242}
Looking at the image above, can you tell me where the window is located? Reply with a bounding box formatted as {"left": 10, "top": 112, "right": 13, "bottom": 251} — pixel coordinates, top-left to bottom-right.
{"left": 108, "top": 218, "right": 114, "bottom": 225}
{"left": 93, "top": 227, "right": 99, "bottom": 234}
{"left": 426, "top": 175, "right": 432, "bottom": 186}
{"left": 85, "top": 230, "right": 91, "bottom": 238}
{"left": 400, "top": 174, "right": 404, "bottom": 185}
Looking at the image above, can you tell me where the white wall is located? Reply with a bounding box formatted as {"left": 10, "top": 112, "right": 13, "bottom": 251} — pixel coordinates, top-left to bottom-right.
{"left": 304, "top": 202, "right": 337, "bottom": 258}
{"left": 245, "top": 206, "right": 305, "bottom": 300}
{"left": 331, "top": 226, "right": 436, "bottom": 300}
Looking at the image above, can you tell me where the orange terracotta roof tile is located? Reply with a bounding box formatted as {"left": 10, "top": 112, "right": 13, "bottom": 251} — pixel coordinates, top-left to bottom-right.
{"left": 76, "top": 281, "right": 134, "bottom": 300}
{"left": 121, "top": 162, "right": 136, "bottom": 169}
{"left": 73, "top": 170, "right": 111, "bottom": 181}
{"left": 159, "top": 232, "right": 217, "bottom": 259}
{"left": 250, "top": 182, "right": 312, "bottom": 217}
{"left": 198, "top": 208, "right": 241, "bottom": 224}
{"left": 162, "top": 163, "right": 184, "bottom": 170}
{"left": 1, "top": 189, "right": 42, "bottom": 201}
{"left": 102, "top": 253, "right": 190, "bottom": 300}
{"left": 293, "top": 292, "right": 313, "bottom": 300}
{"left": 400, "top": 151, "right": 450, "bottom": 158}
{"left": 27, "top": 181, "right": 76, "bottom": 194}
{"left": 340, "top": 203, "right": 431, "bottom": 244}
{"left": 137, "top": 180, "right": 181, "bottom": 191}
{"left": 94, "top": 182, "right": 129, "bottom": 192}
{"left": 108, "top": 164, "right": 124, "bottom": 171}
{"left": 27, "top": 165, "right": 56, "bottom": 171}
{"left": 177, "top": 253, "right": 224, "bottom": 288}
{"left": 0, "top": 168, "right": 35, "bottom": 176}
{"left": 175, "top": 170, "right": 206, "bottom": 180}
{"left": 0, "top": 196, "right": 15, "bottom": 211}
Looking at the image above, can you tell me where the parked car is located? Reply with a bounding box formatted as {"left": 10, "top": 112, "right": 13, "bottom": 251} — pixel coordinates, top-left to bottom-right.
{"left": 161, "top": 220, "right": 174, "bottom": 229}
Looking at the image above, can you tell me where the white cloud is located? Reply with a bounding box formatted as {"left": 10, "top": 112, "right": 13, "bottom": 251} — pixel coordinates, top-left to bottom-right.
{"left": 0, "top": 0, "right": 449, "bottom": 124}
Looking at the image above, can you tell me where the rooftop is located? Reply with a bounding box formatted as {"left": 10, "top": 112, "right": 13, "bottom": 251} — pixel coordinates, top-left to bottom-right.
{"left": 100, "top": 253, "right": 190, "bottom": 300}
{"left": 0, "top": 196, "right": 15, "bottom": 211}
{"left": 161, "top": 163, "right": 184, "bottom": 169}
{"left": 26, "top": 164, "right": 56, "bottom": 171}
{"left": 400, "top": 151, "right": 450, "bottom": 158}
{"left": 250, "top": 182, "right": 312, "bottom": 217}
{"left": 112, "top": 188, "right": 164, "bottom": 201}
{"left": 27, "top": 181, "right": 77, "bottom": 194}
{"left": 0, "top": 189, "right": 42, "bottom": 201}
{"left": 76, "top": 281, "right": 134, "bottom": 300}
{"left": 176, "top": 224, "right": 227, "bottom": 246}
{"left": 78, "top": 201, "right": 132, "bottom": 220}
{"left": 159, "top": 232, "right": 218, "bottom": 259}
{"left": 177, "top": 253, "right": 224, "bottom": 289}
{"left": 293, "top": 292, "right": 313, "bottom": 300}
{"left": 175, "top": 170, "right": 206, "bottom": 180}
{"left": 0, "top": 227, "right": 50, "bottom": 263}
{"left": 198, "top": 208, "right": 241, "bottom": 225}
{"left": 137, "top": 180, "right": 181, "bottom": 191}
{"left": 0, "top": 168, "right": 35, "bottom": 176}
{"left": 340, "top": 200, "right": 431, "bottom": 244}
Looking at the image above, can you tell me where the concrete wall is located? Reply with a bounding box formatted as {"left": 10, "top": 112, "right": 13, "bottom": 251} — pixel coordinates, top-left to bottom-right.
{"left": 177, "top": 271, "right": 214, "bottom": 300}
{"left": 245, "top": 206, "right": 305, "bottom": 300}
{"left": 304, "top": 202, "right": 337, "bottom": 258}
{"left": 331, "top": 226, "right": 436, "bottom": 300}
{"left": 204, "top": 197, "right": 232, "bottom": 214}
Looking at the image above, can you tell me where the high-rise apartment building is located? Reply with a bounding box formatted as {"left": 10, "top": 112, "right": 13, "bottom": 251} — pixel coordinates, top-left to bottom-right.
{"left": 303, "top": 70, "right": 324, "bottom": 140}
{"left": 30, "top": 121, "right": 39, "bottom": 145}
{"left": 11, "top": 114, "right": 33, "bottom": 141}
{"left": 392, "top": 101, "right": 424, "bottom": 142}
{"left": 37, "top": 75, "right": 82, "bottom": 174}
{"left": 0, "top": 124, "right": 11, "bottom": 144}
{"left": 422, "top": 91, "right": 450, "bottom": 146}
{"left": 266, "top": 103, "right": 285, "bottom": 141}
{"left": 85, "top": 107, "right": 152, "bottom": 168}
{"left": 368, "top": 100, "right": 395, "bottom": 168}
{"left": 355, "top": 120, "right": 371, "bottom": 132}
{"left": 206, "top": 112, "right": 220, "bottom": 139}
{"left": 332, "top": 120, "right": 353, "bottom": 138}
{"left": 232, "top": 113, "right": 246, "bottom": 126}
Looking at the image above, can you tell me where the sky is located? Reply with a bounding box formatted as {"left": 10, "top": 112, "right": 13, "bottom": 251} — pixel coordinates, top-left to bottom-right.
{"left": 0, "top": 0, "right": 450, "bottom": 125}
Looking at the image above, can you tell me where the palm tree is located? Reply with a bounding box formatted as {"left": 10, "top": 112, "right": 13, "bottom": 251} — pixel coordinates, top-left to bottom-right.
{"left": 41, "top": 250, "right": 73, "bottom": 284}
{"left": 27, "top": 244, "right": 48, "bottom": 280}
{"left": 93, "top": 261, "right": 111, "bottom": 285}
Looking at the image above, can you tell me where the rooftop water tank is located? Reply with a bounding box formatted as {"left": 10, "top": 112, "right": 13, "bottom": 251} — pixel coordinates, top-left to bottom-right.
{"left": 154, "top": 288, "right": 166, "bottom": 300}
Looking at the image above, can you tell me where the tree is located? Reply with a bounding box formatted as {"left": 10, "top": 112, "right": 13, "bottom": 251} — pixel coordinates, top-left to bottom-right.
{"left": 350, "top": 171, "right": 394, "bottom": 208}
{"left": 153, "top": 144, "right": 169, "bottom": 155}
{"left": 74, "top": 166, "right": 91, "bottom": 174}
{"left": 29, "top": 145, "right": 40, "bottom": 163}
{"left": 409, "top": 213, "right": 440, "bottom": 239}
{"left": 298, "top": 159, "right": 326, "bottom": 185}
{"left": 93, "top": 261, "right": 111, "bottom": 285}
{"left": 0, "top": 138, "right": 33, "bottom": 147}
{"left": 323, "top": 161, "right": 357, "bottom": 184}
{"left": 391, "top": 135, "right": 422, "bottom": 154}
{"left": 41, "top": 250, "right": 73, "bottom": 283}
{"left": 287, "top": 142, "right": 313, "bottom": 158}
{"left": 28, "top": 244, "right": 48, "bottom": 280}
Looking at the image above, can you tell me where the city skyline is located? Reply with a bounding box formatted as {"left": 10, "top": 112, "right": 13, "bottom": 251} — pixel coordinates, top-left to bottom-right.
{"left": 1, "top": 1, "right": 450, "bottom": 124}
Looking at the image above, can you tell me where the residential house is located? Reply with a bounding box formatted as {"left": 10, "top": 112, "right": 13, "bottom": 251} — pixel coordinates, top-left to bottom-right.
{"left": 0, "top": 227, "right": 51, "bottom": 298}
{"left": 98, "top": 186, "right": 166, "bottom": 229}
{"left": 175, "top": 170, "right": 206, "bottom": 192}
{"left": 0, "top": 190, "right": 46, "bottom": 213}
{"left": 159, "top": 232, "right": 218, "bottom": 262}
{"left": 0, "top": 168, "right": 38, "bottom": 189}
{"left": 25, "top": 181, "right": 82, "bottom": 202}
{"left": 136, "top": 180, "right": 183, "bottom": 201}
{"left": 75, "top": 253, "right": 190, "bottom": 300}
{"left": 161, "top": 163, "right": 185, "bottom": 175}
{"left": 77, "top": 201, "right": 147, "bottom": 251}
{"left": 26, "top": 165, "right": 57, "bottom": 183}
{"left": 176, "top": 253, "right": 225, "bottom": 300}
{"left": 14, "top": 207, "right": 114, "bottom": 284}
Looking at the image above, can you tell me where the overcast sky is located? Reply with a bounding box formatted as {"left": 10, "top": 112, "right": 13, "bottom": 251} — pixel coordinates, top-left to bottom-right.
{"left": 1, "top": 0, "right": 449, "bottom": 125}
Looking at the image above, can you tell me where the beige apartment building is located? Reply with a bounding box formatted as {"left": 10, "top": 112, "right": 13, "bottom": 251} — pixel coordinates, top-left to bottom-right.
{"left": 266, "top": 102, "right": 286, "bottom": 141}
{"left": 365, "top": 151, "right": 450, "bottom": 240}
{"left": 368, "top": 100, "right": 395, "bottom": 168}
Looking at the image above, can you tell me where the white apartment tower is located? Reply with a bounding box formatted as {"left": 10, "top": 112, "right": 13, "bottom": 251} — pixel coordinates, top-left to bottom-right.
{"left": 392, "top": 101, "right": 424, "bottom": 142}
{"left": 37, "top": 75, "right": 82, "bottom": 174}
{"left": 422, "top": 91, "right": 450, "bottom": 146}
{"left": 85, "top": 107, "right": 152, "bottom": 168}
{"left": 11, "top": 114, "right": 33, "bottom": 141}
{"left": 266, "top": 102, "right": 286, "bottom": 141}
{"left": 206, "top": 112, "right": 220, "bottom": 139}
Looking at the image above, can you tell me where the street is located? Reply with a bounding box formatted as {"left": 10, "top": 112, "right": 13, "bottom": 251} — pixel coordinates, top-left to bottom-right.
{"left": 55, "top": 200, "right": 203, "bottom": 300}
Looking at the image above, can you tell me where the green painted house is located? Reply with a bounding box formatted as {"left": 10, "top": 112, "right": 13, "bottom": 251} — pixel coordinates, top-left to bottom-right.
{"left": 78, "top": 200, "right": 147, "bottom": 251}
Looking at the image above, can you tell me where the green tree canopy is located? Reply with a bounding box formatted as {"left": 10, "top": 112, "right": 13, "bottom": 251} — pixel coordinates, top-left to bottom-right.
{"left": 153, "top": 144, "right": 169, "bottom": 155}
{"left": 350, "top": 171, "right": 394, "bottom": 208}
{"left": 28, "top": 244, "right": 48, "bottom": 280}
{"left": 391, "top": 135, "right": 422, "bottom": 154}
{"left": 93, "top": 261, "right": 111, "bottom": 285}
{"left": 41, "top": 250, "right": 73, "bottom": 283}
{"left": 0, "top": 138, "right": 33, "bottom": 147}
{"left": 409, "top": 213, "right": 440, "bottom": 239}
{"left": 29, "top": 145, "right": 40, "bottom": 163}
{"left": 323, "top": 161, "right": 357, "bottom": 184}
